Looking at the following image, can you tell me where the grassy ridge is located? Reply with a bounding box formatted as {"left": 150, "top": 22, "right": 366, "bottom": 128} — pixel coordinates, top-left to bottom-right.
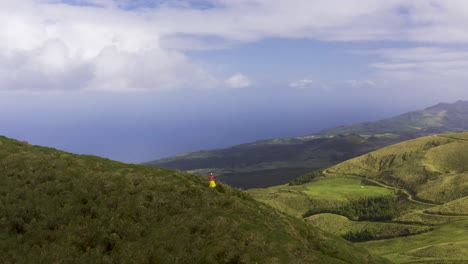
{"left": 328, "top": 133, "right": 468, "bottom": 203}
{"left": 0, "top": 136, "right": 389, "bottom": 263}
{"left": 424, "top": 197, "right": 468, "bottom": 216}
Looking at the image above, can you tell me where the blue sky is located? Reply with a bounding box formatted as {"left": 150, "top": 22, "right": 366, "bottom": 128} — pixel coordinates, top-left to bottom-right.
{"left": 2, "top": 0, "right": 468, "bottom": 162}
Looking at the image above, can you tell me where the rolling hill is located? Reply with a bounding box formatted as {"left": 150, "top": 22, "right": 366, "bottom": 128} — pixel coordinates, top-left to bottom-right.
{"left": 328, "top": 133, "right": 468, "bottom": 203}
{"left": 146, "top": 100, "right": 468, "bottom": 189}
{"left": 0, "top": 136, "right": 389, "bottom": 264}
{"left": 248, "top": 132, "right": 468, "bottom": 263}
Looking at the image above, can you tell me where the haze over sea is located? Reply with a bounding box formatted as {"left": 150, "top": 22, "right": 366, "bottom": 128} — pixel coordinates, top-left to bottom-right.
{"left": 1, "top": 90, "right": 433, "bottom": 163}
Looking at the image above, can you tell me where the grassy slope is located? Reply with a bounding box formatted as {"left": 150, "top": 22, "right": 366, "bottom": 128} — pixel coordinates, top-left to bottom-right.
{"left": 0, "top": 136, "right": 389, "bottom": 264}
{"left": 305, "top": 213, "right": 432, "bottom": 240}
{"left": 249, "top": 132, "right": 468, "bottom": 263}
{"left": 328, "top": 133, "right": 468, "bottom": 203}
{"left": 361, "top": 219, "right": 468, "bottom": 264}
{"left": 424, "top": 197, "right": 468, "bottom": 216}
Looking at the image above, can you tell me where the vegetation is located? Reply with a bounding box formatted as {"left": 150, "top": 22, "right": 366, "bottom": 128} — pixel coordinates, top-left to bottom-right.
{"left": 329, "top": 133, "right": 468, "bottom": 203}
{"left": 305, "top": 214, "right": 432, "bottom": 242}
{"left": 250, "top": 131, "right": 468, "bottom": 263}
{"left": 361, "top": 219, "right": 468, "bottom": 263}
{"left": 248, "top": 176, "right": 392, "bottom": 218}
{"left": 424, "top": 197, "right": 468, "bottom": 216}
{"left": 0, "top": 136, "right": 390, "bottom": 263}
{"left": 303, "top": 196, "right": 399, "bottom": 221}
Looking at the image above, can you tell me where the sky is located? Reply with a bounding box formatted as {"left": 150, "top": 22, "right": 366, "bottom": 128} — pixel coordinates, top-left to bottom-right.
{"left": 2, "top": 0, "right": 468, "bottom": 163}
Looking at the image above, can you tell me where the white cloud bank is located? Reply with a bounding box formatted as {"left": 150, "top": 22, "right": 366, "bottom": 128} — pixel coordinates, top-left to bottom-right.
{"left": 289, "top": 79, "right": 315, "bottom": 89}
{"left": 225, "top": 73, "right": 251, "bottom": 89}
{"left": 3, "top": 0, "right": 468, "bottom": 91}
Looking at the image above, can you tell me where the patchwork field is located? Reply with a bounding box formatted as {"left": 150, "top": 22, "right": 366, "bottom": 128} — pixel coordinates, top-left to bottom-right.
{"left": 248, "top": 176, "right": 393, "bottom": 217}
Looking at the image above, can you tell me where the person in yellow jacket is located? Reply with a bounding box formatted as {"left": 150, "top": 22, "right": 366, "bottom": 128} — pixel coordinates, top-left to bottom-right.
{"left": 208, "top": 172, "right": 216, "bottom": 188}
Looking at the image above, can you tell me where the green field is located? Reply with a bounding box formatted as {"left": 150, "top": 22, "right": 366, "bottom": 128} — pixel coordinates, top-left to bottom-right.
{"left": 301, "top": 176, "right": 393, "bottom": 200}
{"left": 248, "top": 176, "right": 393, "bottom": 217}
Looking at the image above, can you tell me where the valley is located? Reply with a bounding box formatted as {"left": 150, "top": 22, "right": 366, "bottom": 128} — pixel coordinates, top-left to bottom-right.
{"left": 248, "top": 132, "right": 468, "bottom": 263}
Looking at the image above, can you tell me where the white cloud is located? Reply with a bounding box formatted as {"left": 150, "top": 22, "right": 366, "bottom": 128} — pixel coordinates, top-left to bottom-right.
{"left": 0, "top": 0, "right": 222, "bottom": 91}
{"left": 357, "top": 46, "right": 468, "bottom": 102}
{"left": 150, "top": 0, "right": 468, "bottom": 45}
{"left": 369, "top": 47, "right": 468, "bottom": 76}
{"left": 289, "top": 79, "right": 315, "bottom": 89}
{"left": 225, "top": 73, "right": 251, "bottom": 89}
{"left": 4, "top": 0, "right": 468, "bottom": 91}
{"left": 346, "top": 80, "right": 375, "bottom": 88}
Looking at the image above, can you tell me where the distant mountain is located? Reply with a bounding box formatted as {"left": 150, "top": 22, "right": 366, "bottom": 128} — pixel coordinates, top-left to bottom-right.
{"left": 320, "top": 100, "right": 468, "bottom": 136}
{"left": 0, "top": 136, "right": 388, "bottom": 263}
{"left": 146, "top": 100, "right": 468, "bottom": 189}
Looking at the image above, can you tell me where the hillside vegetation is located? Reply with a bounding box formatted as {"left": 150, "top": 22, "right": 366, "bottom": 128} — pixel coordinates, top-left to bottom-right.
{"left": 249, "top": 132, "right": 468, "bottom": 263}
{"left": 424, "top": 197, "right": 468, "bottom": 216}
{"left": 147, "top": 100, "right": 468, "bottom": 189}
{"left": 329, "top": 133, "right": 468, "bottom": 203}
{"left": 0, "top": 136, "right": 389, "bottom": 264}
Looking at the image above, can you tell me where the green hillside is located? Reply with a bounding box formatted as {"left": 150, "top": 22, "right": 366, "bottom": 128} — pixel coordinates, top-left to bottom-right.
{"left": 146, "top": 101, "right": 468, "bottom": 189}
{"left": 0, "top": 136, "right": 389, "bottom": 264}
{"left": 249, "top": 133, "right": 468, "bottom": 263}
{"left": 424, "top": 197, "right": 468, "bottom": 216}
{"left": 329, "top": 133, "right": 468, "bottom": 203}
